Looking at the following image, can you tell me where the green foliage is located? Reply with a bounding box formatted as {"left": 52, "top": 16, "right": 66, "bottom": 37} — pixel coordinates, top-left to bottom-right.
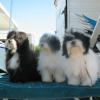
{"left": 34, "top": 45, "right": 41, "bottom": 58}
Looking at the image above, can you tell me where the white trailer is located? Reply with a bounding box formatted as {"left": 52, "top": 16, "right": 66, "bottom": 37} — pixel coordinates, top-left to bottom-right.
{"left": 54, "top": 0, "right": 100, "bottom": 41}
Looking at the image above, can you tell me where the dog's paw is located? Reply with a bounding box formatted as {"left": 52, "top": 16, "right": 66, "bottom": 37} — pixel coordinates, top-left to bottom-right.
{"left": 42, "top": 78, "right": 53, "bottom": 82}
{"left": 42, "top": 75, "right": 53, "bottom": 82}
{"left": 55, "top": 76, "right": 66, "bottom": 83}
{"left": 55, "top": 79, "right": 65, "bottom": 83}
{"left": 68, "top": 79, "right": 80, "bottom": 86}
{"left": 81, "top": 80, "right": 95, "bottom": 86}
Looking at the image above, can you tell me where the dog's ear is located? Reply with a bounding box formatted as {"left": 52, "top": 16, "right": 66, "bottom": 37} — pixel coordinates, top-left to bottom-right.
{"left": 7, "top": 31, "right": 16, "bottom": 39}
{"left": 62, "top": 36, "right": 69, "bottom": 58}
{"left": 83, "top": 36, "right": 90, "bottom": 54}
{"left": 49, "top": 35, "right": 61, "bottom": 52}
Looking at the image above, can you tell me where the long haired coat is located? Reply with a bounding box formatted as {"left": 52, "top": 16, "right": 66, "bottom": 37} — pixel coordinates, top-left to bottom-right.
{"left": 5, "top": 31, "right": 41, "bottom": 82}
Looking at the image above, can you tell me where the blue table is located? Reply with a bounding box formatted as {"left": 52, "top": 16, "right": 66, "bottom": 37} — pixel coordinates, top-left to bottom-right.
{"left": 0, "top": 75, "right": 100, "bottom": 99}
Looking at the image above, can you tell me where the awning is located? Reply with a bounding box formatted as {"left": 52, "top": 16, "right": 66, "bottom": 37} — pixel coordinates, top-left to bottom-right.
{"left": 0, "top": 3, "right": 17, "bottom": 30}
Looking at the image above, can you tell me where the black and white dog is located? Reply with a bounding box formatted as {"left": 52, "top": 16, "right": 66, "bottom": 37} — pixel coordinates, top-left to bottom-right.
{"left": 38, "top": 34, "right": 65, "bottom": 82}
{"left": 5, "top": 31, "right": 41, "bottom": 82}
{"left": 62, "top": 29, "right": 99, "bottom": 86}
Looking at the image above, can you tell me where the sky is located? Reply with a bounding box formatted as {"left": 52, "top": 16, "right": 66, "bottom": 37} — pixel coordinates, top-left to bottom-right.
{"left": 0, "top": 0, "right": 56, "bottom": 45}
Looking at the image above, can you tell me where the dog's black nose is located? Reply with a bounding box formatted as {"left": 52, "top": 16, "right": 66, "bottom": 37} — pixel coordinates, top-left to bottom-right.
{"left": 71, "top": 41, "right": 75, "bottom": 45}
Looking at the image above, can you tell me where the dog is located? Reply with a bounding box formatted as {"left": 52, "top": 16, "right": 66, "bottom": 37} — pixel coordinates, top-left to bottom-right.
{"left": 5, "top": 31, "right": 41, "bottom": 82}
{"left": 38, "top": 33, "right": 65, "bottom": 82}
{"left": 62, "top": 29, "right": 99, "bottom": 86}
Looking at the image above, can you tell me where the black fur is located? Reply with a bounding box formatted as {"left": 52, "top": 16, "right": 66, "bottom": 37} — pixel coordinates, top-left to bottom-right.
{"left": 6, "top": 31, "right": 41, "bottom": 82}
{"left": 7, "top": 31, "right": 16, "bottom": 39}
{"left": 48, "top": 35, "right": 61, "bottom": 52}
{"left": 62, "top": 30, "right": 90, "bottom": 58}
{"left": 62, "top": 35, "right": 74, "bottom": 57}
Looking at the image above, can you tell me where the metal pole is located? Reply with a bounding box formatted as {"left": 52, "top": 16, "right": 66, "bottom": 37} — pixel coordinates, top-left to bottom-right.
{"left": 9, "top": 0, "right": 13, "bottom": 32}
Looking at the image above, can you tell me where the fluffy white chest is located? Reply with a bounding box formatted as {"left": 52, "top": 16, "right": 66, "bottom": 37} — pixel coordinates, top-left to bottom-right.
{"left": 39, "top": 52, "right": 61, "bottom": 69}
{"left": 8, "top": 53, "right": 20, "bottom": 70}
{"left": 67, "top": 55, "right": 85, "bottom": 76}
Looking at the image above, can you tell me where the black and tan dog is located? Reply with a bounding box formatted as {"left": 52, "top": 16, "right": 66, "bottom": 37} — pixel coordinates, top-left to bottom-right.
{"left": 5, "top": 31, "right": 41, "bottom": 82}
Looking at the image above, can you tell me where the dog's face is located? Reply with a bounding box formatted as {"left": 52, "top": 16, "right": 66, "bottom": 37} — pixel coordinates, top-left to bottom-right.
{"left": 39, "top": 34, "right": 61, "bottom": 53}
{"left": 5, "top": 39, "right": 17, "bottom": 54}
{"left": 5, "top": 31, "right": 28, "bottom": 54}
{"left": 63, "top": 31, "right": 90, "bottom": 57}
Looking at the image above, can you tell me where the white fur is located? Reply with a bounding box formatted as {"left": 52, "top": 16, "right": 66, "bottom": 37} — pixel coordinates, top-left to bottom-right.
{"left": 5, "top": 39, "right": 17, "bottom": 54}
{"left": 8, "top": 53, "right": 20, "bottom": 70}
{"left": 38, "top": 50, "right": 65, "bottom": 82}
{"left": 63, "top": 49, "right": 99, "bottom": 86}
{"left": 97, "top": 53, "right": 100, "bottom": 78}
{"left": 67, "top": 40, "right": 85, "bottom": 56}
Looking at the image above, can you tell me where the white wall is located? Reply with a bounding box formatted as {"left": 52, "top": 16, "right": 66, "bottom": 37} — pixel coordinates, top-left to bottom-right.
{"left": 68, "top": 0, "right": 100, "bottom": 28}
{"left": 56, "top": 0, "right": 100, "bottom": 41}
{"left": 56, "top": 0, "right": 66, "bottom": 42}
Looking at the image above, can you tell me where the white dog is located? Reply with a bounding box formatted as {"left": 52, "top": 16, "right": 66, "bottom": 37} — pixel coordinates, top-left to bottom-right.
{"left": 62, "top": 29, "right": 99, "bottom": 86}
{"left": 38, "top": 34, "right": 65, "bottom": 82}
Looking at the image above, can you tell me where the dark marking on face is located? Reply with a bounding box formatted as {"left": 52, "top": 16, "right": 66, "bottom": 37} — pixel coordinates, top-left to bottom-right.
{"left": 62, "top": 31, "right": 90, "bottom": 57}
